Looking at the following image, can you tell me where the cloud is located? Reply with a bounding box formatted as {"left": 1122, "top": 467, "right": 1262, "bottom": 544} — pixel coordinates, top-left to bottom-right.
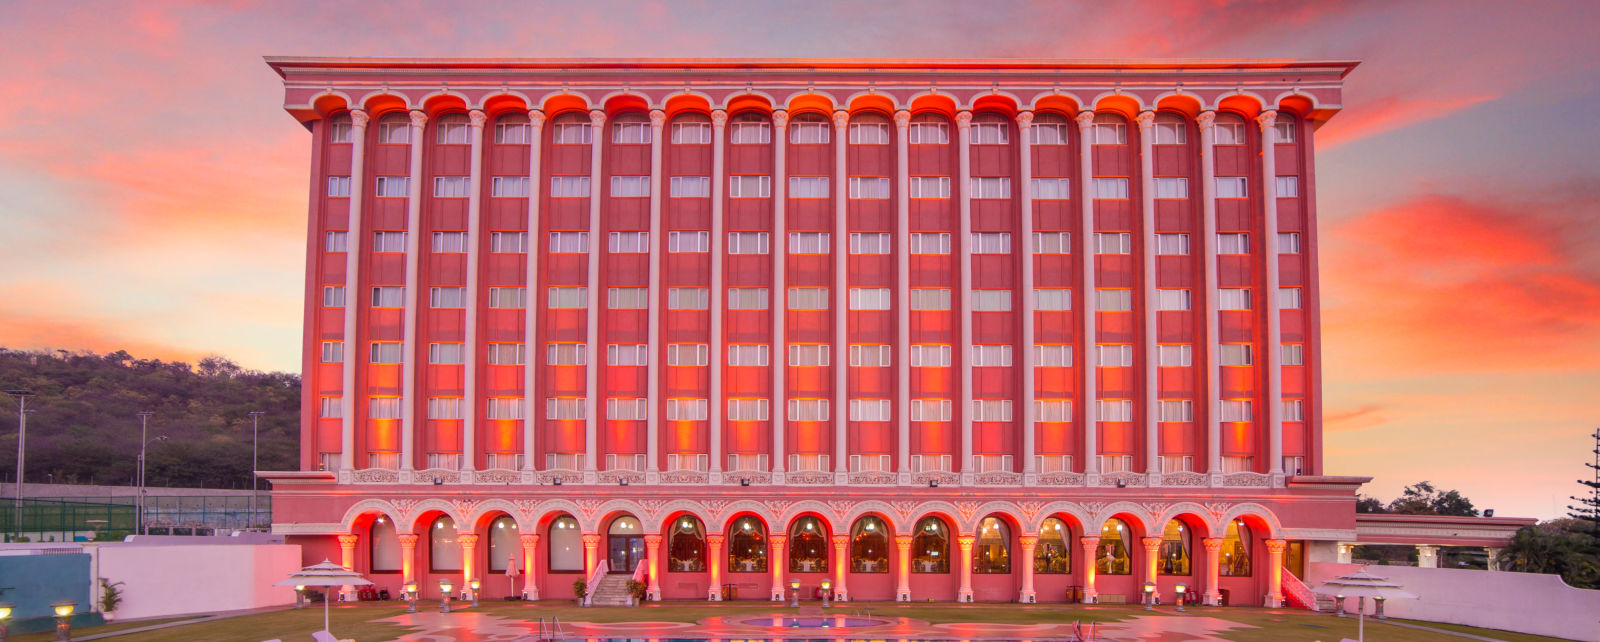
{"left": 1315, "top": 93, "right": 1498, "bottom": 148}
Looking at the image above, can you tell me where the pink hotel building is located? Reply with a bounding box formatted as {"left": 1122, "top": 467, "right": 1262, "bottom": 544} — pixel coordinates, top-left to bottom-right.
{"left": 265, "top": 57, "right": 1364, "bottom": 607}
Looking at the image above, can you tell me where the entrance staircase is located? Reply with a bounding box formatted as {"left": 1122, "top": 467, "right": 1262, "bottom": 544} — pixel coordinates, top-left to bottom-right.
{"left": 588, "top": 574, "right": 633, "bottom": 606}
{"left": 1282, "top": 568, "right": 1325, "bottom": 611}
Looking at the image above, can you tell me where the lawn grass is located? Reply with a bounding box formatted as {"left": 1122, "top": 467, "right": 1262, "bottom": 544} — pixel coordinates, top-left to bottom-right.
{"left": 9, "top": 615, "right": 198, "bottom": 642}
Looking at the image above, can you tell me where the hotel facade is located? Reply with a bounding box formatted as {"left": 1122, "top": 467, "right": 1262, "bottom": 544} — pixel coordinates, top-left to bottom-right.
{"left": 265, "top": 57, "right": 1364, "bottom": 607}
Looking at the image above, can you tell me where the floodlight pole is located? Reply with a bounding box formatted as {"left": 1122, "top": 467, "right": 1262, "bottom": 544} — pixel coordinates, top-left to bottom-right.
{"left": 136, "top": 412, "right": 154, "bottom": 535}
{"left": 248, "top": 411, "right": 265, "bottom": 528}
{"left": 5, "top": 390, "right": 36, "bottom": 539}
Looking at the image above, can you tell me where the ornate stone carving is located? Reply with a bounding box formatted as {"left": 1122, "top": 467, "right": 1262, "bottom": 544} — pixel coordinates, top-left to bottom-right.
{"left": 389, "top": 499, "right": 419, "bottom": 521}
{"left": 351, "top": 468, "right": 399, "bottom": 484}
{"left": 413, "top": 469, "right": 460, "bottom": 485}
{"left": 1197, "top": 110, "right": 1216, "bottom": 131}
{"left": 528, "top": 109, "right": 546, "bottom": 127}
{"left": 711, "top": 109, "right": 727, "bottom": 129}
{"left": 832, "top": 110, "right": 849, "bottom": 129}
{"left": 723, "top": 472, "right": 771, "bottom": 485}
{"left": 1015, "top": 110, "right": 1033, "bottom": 129}
{"left": 1222, "top": 473, "right": 1272, "bottom": 487}
{"left": 1204, "top": 502, "right": 1231, "bottom": 521}
{"left": 597, "top": 470, "right": 645, "bottom": 485}
{"left": 762, "top": 500, "right": 793, "bottom": 517}
{"left": 512, "top": 499, "right": 540, "bottom": 520}
{"left": 1162, "top": 472, "right": 1209, "bottom": 487}
{"left": 649, "top": 109, "right": 666, "bottom": 128}
{"left": 955, "top": 110, "right": 973, "bottom": 130}
{"left": 700, "top": 500, "right": 729, "bottom": 521}
{"left": 475, "top": 469, "right": 519, "bottom": 484}
{"left": 974, "top": 471, "right": 1023, "bottom": 486}
{"left": 636, "top": 499, "right": 664, "bottom": 521}
{"left": 785, "top": 471, "right": 833, "bottom": 485}
{"left": 890, "top": 500, "right": 919, "bottom": 524}
{"left": 451, "top": 499, "right": 481, "bottom": 519}
{"left": 1016, "top": 501, "right": 1044, "bottom": 523}
{"left": 1135, "top": 110, "right": 1156, "bottom": 131}
{"left": 588, "top": 109, "right": 606, "bottom": 128}
{"left": 659, "top": 470, "right": 708, "bottom": 485}
{"left": 1037, "top": 471, "right": 1086, "bottom": 486}
{"left": 1256, "top": 109, "right": 1278, "bottom": 133}
{"left": 1142, "top": 502, "right": 1171, "bottom": 517}
{"left": 912, "top": 471, "right": 959, "bottom": 487}
{"left": 954, "top": 501, "right": 983, "bottom": 522}
{"left": 1075, "top": 110, "right": 1096, "bottom": 131}
{"left": 409, "top": 110, "right": 428, "bottom": 129}
{"left": 1098, "top": 472, "right": 1147, "bottom": 487}
{"left": 468, "top": 109, "right": 487, "bottom": 129}
{"left": 826, "top": 500, "right": 855, "bottom": 520}
{"left": 893, "top": 110, "right": 911, "bottom": 131}
{"left": 535, "top": 470, "right": 583, "bottom": 485}
{"left": 572, "top": 499, "right": 605, "bottom": 520}
{"left": 771, "top": 109, "right": 788, "bottom": 129}
{"left": 848, "top": 471, "right": 896, "bottom": 485}
{"left": 349, "top": 109, "right": 369, "bottom": 129}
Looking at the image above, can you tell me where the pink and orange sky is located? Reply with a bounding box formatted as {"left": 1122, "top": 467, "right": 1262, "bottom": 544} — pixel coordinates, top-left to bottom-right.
{"left": 1, "top": 1, "right": 1596, "bottom": 519}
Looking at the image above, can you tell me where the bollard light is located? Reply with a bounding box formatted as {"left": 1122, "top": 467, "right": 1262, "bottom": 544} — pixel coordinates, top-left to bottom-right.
{"left": 439, "top": 579, "right": 454, "bottom": 613}
{"left": 789, "top": 579, "right": 801, "bottom": 608}
{"left": 469, "top": 578, "right": 481, "bottom": 607}
{"left": 820, "top": 579, "right": 832, "bottom": 608}
{"left": 295, "top": 585, "right": 306, "bottom": 609}
{"left": 0, "top": 601, "right": 13, "bottom": 641}
{"left": 1174, "top": 582, "right": 1187, "bottom": 612}
{"left": 1143, "top": 581, "right": 1156, "bottom": 610}
{"left": 404, "top": 581, "right": 419, "bottom": 614}
{"left": 50, "top": 600, "right": 76, "bottom": 642}
{"left": 1335, "top": 593, "right": 1345, "bottom": 617}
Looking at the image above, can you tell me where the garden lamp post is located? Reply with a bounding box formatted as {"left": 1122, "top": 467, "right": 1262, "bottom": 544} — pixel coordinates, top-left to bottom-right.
{"left": 1144, "top": 581, "right": 1156, "bottom": 610}
{"left": 789, "top": 579, "right": 800, "bottom": 608}
{"left": 4, "top": 389, "right": 34, "bottom": 540}
{"left": 438, "top": 579, "right": 453, "bottom": 613}
{"left": 0, "top": 601, "right": 13, "bottom": 641}
{"left": 1336, "top": 593, "right": 1346, "bottom": 616}
{"left": 1175, "top": 582, "right": 1187, "bottom": 612}
{"left": 469, "top": 578, "right": 480, "bottom": 607}
{"left": 295, "top": 585, "right": 305, "bottom": 608}
{"left": 404, "top": 581, "right": 418, "bottom": 613}
{"left": 50, "top": 600, "right": 75, "bottom": 642}
{"left": 820, "top": 579, "right": 831, "bottom": 608}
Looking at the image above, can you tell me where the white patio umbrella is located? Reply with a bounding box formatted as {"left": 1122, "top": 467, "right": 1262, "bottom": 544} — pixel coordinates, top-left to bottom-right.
{"left": 1311, "top": 567, "right": 1418, "bottom": 642}
{"left": 276, "top": 559, "right": 374, "bottom": 635}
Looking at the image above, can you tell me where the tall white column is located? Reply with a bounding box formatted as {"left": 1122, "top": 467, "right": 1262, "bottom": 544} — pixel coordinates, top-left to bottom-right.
{"left": 1016, "top": 111, "right": 1037, "bottom": 483}
{"left": 893, "top": 110, "right": 912, "bottom": 486}
{"left": 339, "top": 109, "right": 370, "bottom": 475}
{"left": 709, "top": 110, "right": 727, "bottom": 484}
{"left": 523, "top": 110, "right": 545, "bottom": 473}
{"left": 584, "top": 109, "right": 605, "bottom": 483}
{"left": 1136, "top": 111, "right": 1159, "bottom": 479}
{"left": 463, "top": 109, "right": 486, "bottom": 476}
{"left": 832, "top": 109, "right": 850, "bottom": 483}
{"left": 955, "top": 110, "right": 974, "bottom": 485}
{"left": 401, "top": 109, "right": 427, "bottom": 474}
{"left": 771, "top": 109, "right": 789, "bottom": 483}
{"left": 1259, "top": 110, "right": 1284, "bottom": 477}
{"left": 646, "top": 109, "right": 666, "bottom": 484}
{"left": 1075, "top": 110, "right": 1100, "bottom": 480}
{"left": 1197, "top": 111, "right": 1222, "bottom": 478}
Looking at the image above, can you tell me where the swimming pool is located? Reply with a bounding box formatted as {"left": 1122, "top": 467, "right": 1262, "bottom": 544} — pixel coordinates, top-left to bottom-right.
{"left": 739, "top": 615, "right": 887, "bottom": 628}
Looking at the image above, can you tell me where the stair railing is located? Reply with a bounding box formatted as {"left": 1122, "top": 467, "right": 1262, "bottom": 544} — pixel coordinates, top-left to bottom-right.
{"left": 1280, "top": 567, "right": 1320, "bottom": 611}
{"left": 631, "top": 558, "right": 649, "bottom": 602}
{"left": 583, "top": 560, "right": 608, "bottom": 606}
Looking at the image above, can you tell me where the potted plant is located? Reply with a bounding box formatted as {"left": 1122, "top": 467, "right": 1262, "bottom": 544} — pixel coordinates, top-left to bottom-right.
{"left": 572, "top": 579, "right": 588, "bottom": 606}
{"left": 625, "top": 579, "right": 647, "bottom": 606}
{"left": 99, "top": 578, "right": 125, "bottom": 621}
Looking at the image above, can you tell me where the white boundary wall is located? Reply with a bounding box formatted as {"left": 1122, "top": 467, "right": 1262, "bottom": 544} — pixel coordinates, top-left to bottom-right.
{"left": 1308, "top": 562, "right": 1600, "bottom": 641}
{"left": 96, "top": 543, "right": 301, "bottom": 620}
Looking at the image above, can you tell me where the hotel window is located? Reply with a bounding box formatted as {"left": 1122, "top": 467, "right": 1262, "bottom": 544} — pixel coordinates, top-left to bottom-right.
{"left": 486, "top": 343, "right": 524, "bottom": 366}
{"left": 909, "top": 344, "right": 952, "bottom": 367}
{"left": 427, "top": 515, "right": 462, "bottom": 572}
{"left": 369, "top": 342, "right": 403, "bottom": 364}
{"left": 849, "top": 399, "right": 891, "bottom": 422}
{"left": 429, "top": 342, "right": 465, "bottom": 365}
{"left": 1034, "top": 288, "right": 1073, "bottom": 311}
{"left": 849, "top": 115, "right": 890, "bottom": 144}
{"left": 667, "top": 231, "right": 709, "bottom": 253}
{"left": 910, "top": 288, "right": 952, "bottom": 311}
{"left": 1097, "top": 399, "right": 1134, "bottom": 422}
{"left": 1214, "top": 176, "right": 1248, "bottom": 198}
{"left": 1095, "top": 232, "right": 1131, "bottom": 254}
{"left": 1101, "top": 454, "right": 1135, "bottom": 473}
{"left": 323, "top": 286, "right": 345, "bottom": 308}
{"left": 726, "top": 287, "right": 769, "bottom": 310}
{"left": 1220, "top": 344, "right": 1254, "bottom": 366}
{"left": 1218, "top": 232, "right": 1250, "bottom": 255}
{"left": 608, "top": 287, "right": 648, "bottom": 310}
{"left": 1031, "top": 113, "right": 1070, "bottom": 144}
{"left": 849, "top": 176, "right": 890, "bottom": 199}
{"left": 972, "top": 289, "right": 1012, "bottom": 312}
{"left": 908, "top": 176, "right": 951, "bottom": 199}
{"left": 610, "top": 176, "right": 649, "bottom": 198}
{"left": 668, "top": 287, "right": 709, "bottom": 310}
{"left": 1155, "top": 233, "right": 1190, "bottom": 255}
{"left": 1094, "top": 114, "right": 1128, "bottom": 144}
{"left": 487, "top": 287, "right": 526, "bottom": 309}
{"left": 1218, "top": 288, "right": 1252, "bottom": 311}
{"left": 320, "top": 341, "right": 343, "bottom": 364}
{"left": 789, "top": 232, "right": 830, "bottom": 254}
{"left": 971, "top": 232, "right": 1011, "bottom": 254}
{"left": 607, "top": 398, "right": 647, "bottom": 420}
{"left": 728, "top": 113, "right": 770, "bottom": 144}
{"left": 727, "top": 344, "right": 769, "bottom": 367}
{"left": 971, "top": 344, "right": 1013, "bottom": 367}
{"left": 1282, "top": 343, "right": 1305, "bottom": 366}
{"left": 671, "top": 114, "right": 711, "bottom": 144}
{"left": 377, "top": 114, "right": 410, "bottom": 143}
{"left": 546, "top": 343, "right": 586, "bottom": 366}
{"left": 547, "top": 286, "right": 588, "bottom": 309}
{"left": 1157, "top": 289, "right": 1191, "bottom": 311}
{"left": 327, "top": 176, "right": 351, "bottom": 197}
{"left": 849, "top": 287, "right": 891, "bottom": 311}
{"left": 910, "top": 399, "right": 952, "bottom": 421}
{"left": 1275, "top": 176, "right": 1299, "bottom": 197}
{"left": 612, "top": 114, "right": 651, "bottom": 144}
{"left": 1094, "top": 177, "right": 1130, "bottom": 199}
{"left": 909, "top": 232, "right": 951, "bottom": 254}
{"left": 670, "top": 176, "right": 710, "bottom": 198}
{"left": 328, "top": 115, "right": 353, "bottom": 143}
{"left": 908, "top": 114, "right": 949, "bottom": 144}
{"left": 1283, "top": 455, "right": 1306, "bottom": 476}
{"left": 788, "top": 344, "right": 829, "bottom": 367}
{"left": 1214, "top": 114, "right": 1246, "bottom": 145}
{"left": 430, "top": 287, "right": 465, "bottom": 309}
{"left": 434, "top": 176, "right": 469, "bottom": 197}
{"left": 729, "top": 175, "right": 771, "bottom": 198}
{"left": 320, "top": 397, "right": 342, "bottom": 419}
{"left": 325, "top": 231, "right": 348, "bottom": 252}
{"left": 969, "top": 177, "right": 1011, "bottom": 199}
{"left": 788, "top": 176, "right": 830, "bottom": 198}
{"left": 607, "top": 344, "right": 648, "bottom": 366}
{"left": 667, "top": 343, "right": 708, "bottom": 366}
{"left": 1161, "top": 456, "right": 1194, "bottom": 474}
{"left": 1158, "top": 344, "right": 1192, "bottom": 367}
{"left": 492, "top": 176, "right": 529, "bottom": 197}
{"left": 609, "top": 231, "right": 649, "bottom": 253}
{"left": 1097, "top": 289, "right": 1133, "bottom": 311}
{"left": 1035, "top": 399, "right": 1073, "bottom": 422}
{"left": 727, "top": 398, "right": 770, "bottom": 421}
{"left": 546, "top": 398, "right": 585, "bottom": 420}
{"left": 789, "top": 113, "right": 830, "bottom": 144}
{"left": 1154, "top": 113, "right": 1187, "bottom": 144}
{"left": 1097, "top": 344, "right": 1133, "bottom": 367}
{"left": 849, "top": 232, "right": 891, "bottom": 254}
{"left": 1274, "top": 115, "right": 1297, "bottom": 143}
{"left": 1159, "top": 400, "right": 1194, "bottom": 422}
{"left": 486, "top": 398, "right": 523, "bottom": 420}
{"left": 436, "top": 114, "right": 469, "bottom": 144}
{"left": 1032, "top": 231, "right": 1071, "bottom": 254}
{"left": 549, "top": 176, "right": 590, "bottom": 198}
{"left": 1220, "top": 400, "right": 1253, "bottom": 423}
{"left": 1154, "top": 177, "right": 1189, "bottom": 199}
{"left": 970, "top": 114, "right": 1009, "bottom": 144}
{"left": 972, "top": 399, "right": 1013, "bottom": 421}
{"left": 666, "top": 398, "right": 708, "bottom": 421}
{"left": 850, "top": 344, "right": 891, "bottom": 367}
{"left": 431, "top": 231, "right": 467, "bottom": 253}
{"left": 372, "top": 231, "right": 407, "bottom": 253}
{"left": 428, "top": 397, "right": 463, "bottom": 420}
{"left": 788, "top": 287, "right": 829, "bottom": 310}
{"left": 1033, "top": 344, "right": 1073, "bottom": 367}
{"left": 494, "top": 119, "right": 530, "bottom": 144}
{"left": 727, "top": 231, "right": 769, "bottom": 254}
{"left": 549, "top": 231, "right": 589, "bottom": 253}
{"left": 491, "top": 232, "right": 528, "bottom": 253}
{"left": 787, "top": 399, "right": 830, "bottom": 421}
{"left": 1279, "top": 287, "right": 1302, "bottom": 310}
{"left": 369, "top": 396, "right": 402, "bottom": 419}
{"left": 1282, "top": 399, "right": 1305, "bottom": 422}
{"left": 370, "top": 286, "right": 404, "bottom": 308}
{"left": 1032, "top": 177, "right": 1071, "bottom": 200}
{"left": 1278, "top": 232, "right": 1301, "bottom": 254}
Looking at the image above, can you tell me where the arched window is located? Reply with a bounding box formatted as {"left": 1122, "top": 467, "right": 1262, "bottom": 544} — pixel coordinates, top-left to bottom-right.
{"left": 377, "top": 112, "right": 411, "bottom": 144}
{"left": 1273, "top": 114, "right": 1297, "bottom": 143}
{"left": 728, "top": 515, "right": 767, "bottom": 573}
{"left": 1214, "top": 113, "right": 1247, "bottom": 145}
{"left": 548, "top": 515, "right": 583, "bottom": 572}
{"left": 671, "top": 113, "right": 711, "bottom": 145}
{"left": 1034, "top": 517, "right": 1071, "bottom": 574}
{"left": 908, "top": 114, "right": 949, "bottom": 145}
{"left": 848, "top": 113, "right": 889, "bottom": 145}
{"left": 494, "top": 113, "right": 531, "bottom": 144}
{"left": 1031, "top": 113, "right": 1070, "bottom": 145}
{"left": 429, "top": 515, "right": 461, "bottom": 572}
{"left": 1093, "top": 113, "right": 1128, "bottom": 145}
{"left": 850, "top": 516, "right": 888, "bottom": 573}
{"left": 1219, "top": 519, "right": 1253, "bottom": 576}
{"left": 911, "top": 516, "right": 949, "bottom": 573}
{"left": 788, "top": 516, "right": 828, "bottom": 573}
{"left": 1159, "top": 519, "right": 1192, "bottom": 575}
{"left": 970, "top": 113, "right": 1010, "bottom": 145}
{"left": 612, "top": 113, "right": 651, "bottom": 144}
{"left": 789, "top": 113, "right": 830, "bottom": 144}
{"left": 974, "top": 516, "right": 1010, "bottom": 573}
{"left": 328, "top": 113, "right": 353, "bottom": 144}
{"left": 488, "top": 515, "right": 519, "bottom": 572}
{"left": 1095, "top": 518, "right": 1132, "bottom": 575}
{"left": 1154, "top": 113, "right": 1187, "bottom": 145}
{"left": 668, "top": 515, "right": 706, "bottom": 572}
{"left": 550, "top": 112, "right": 592, "bottom": 145}
{"left": 370, "top": 515, "right": 400, "bottom": 572}
{"left": 729, "top": 113, "right": 770, "bottom": 145}
{"left": 437, "top": 113, "right": 470, "bottom": 145}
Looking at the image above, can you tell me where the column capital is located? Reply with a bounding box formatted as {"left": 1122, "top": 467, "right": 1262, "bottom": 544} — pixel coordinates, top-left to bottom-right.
{"left": 468, "top": 109, "right": 487, "bottom": 129}
{"left": 458, "top": 533, "right": 480, "bottom": 546}
{"left": 1075, "top": 110, "right": 1096, "bottom": 131}
{"left": 588, "top": 109, "right": 606, "bottom": 127}
{"left": 1080, "top": 535, "right": 1101, "bottom": 548}
{"left": 338, "top": 534, "right": 360, "bottom": 547}
{"left": 1265, "top": 538, "right": 1288, "bottom": 554}
{"left": 581, "top": 533, "right": 601, "bottom": 546}
{"left": 831, "top": 533, "right": 850, "bottom": 547}
{"left": 957, "top": 534, "right": 976, "bottom": 548}
{"left": 649, "top": 109, "right": 666, "bottom": 129}
{"left": 768, "top": 533, "right": 788, "bottom": 546}
{"left": 1015, "top": 110, "right": 1033, "bottom": 129}
{"left": 772, "top": 109, "right": 789, "bottom": 128}
{"left": 832, "top": 109, "right": 850, "bottom": 130}
{"left": 1141, "top": 536, "right": 1163, "bottom": 552}
{"left": 706, "top": 533, "right": 726, "bottom": 546}
{"left": 893, "top": 110, "right": 911, "bottom": 131}
{"left": 894, "top": 534, "right": 913, "bottom": 547}
{"left": 349, "top": 109, "right": 370, "bottom": 129}
{"left": 1019, "top": 534, "right": 1039, "bottom": 547}
{"left": 397, "top": 533, "right": 420, "bottom": 547}
{"left": 528, "top": 109, "right": 545, "bottom": 127}
{"left": 409, "top": 109, "right": 429, "bottom": 129}
{"left": 644, "top": 533, "right": 663, "bottom": 546}
{"left": 1197, "top": 110, "right": 1217, "bottom": 131}
{"left": 1135, "top": 110, "right": 1156, "bottom": 131}
{"left": 711, "top": 109, "right": 728, "bottom": 129}
{"left": 519, "top": 533, "right": 540, "bottom": 547}
{"left": 1201, "top": 537, "right": 1223, "bottom": 553}
{"left": 1256, "top": 109, "right": 1279, "bottom": 132}
{"left": 955, "top": 110, "right": 973, "bottom": 130}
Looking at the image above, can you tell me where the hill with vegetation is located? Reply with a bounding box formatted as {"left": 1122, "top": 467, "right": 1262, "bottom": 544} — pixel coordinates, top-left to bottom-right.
{"left": 0, "top": 348, "right": 299, "bottom": 489}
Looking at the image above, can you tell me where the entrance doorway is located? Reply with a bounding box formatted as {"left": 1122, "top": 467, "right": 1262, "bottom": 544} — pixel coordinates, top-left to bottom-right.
{"left": 608, "top": 516, "right": 645, "bottom": 573}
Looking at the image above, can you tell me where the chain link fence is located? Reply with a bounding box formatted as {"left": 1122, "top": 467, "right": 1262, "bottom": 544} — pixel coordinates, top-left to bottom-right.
{"left": 1, "top": 494, "right": 270, "bottom": 543}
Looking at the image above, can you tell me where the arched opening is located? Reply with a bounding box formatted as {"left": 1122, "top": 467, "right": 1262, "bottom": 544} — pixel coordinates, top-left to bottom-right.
{"left": 668, "top": 515, "right": 706, "bottom": 572}
{"left": 728, "top": 515, "right": 768, "bottom": 573}
{"left": 974, "top": 516, "right": 1011, "bottom": 573}
{"left": 1096, "top": 518, "right": 1133, "bottom": 576}
{"left": 369, "top": 514, "right": 401, "bottom": 574}
{"left": 1035, "top": 517, "right": 1071, "bottom": 575}
{"left": 429, "top": 515, "right": 461, "bottom": 572}
{"left": 547, "top": 514, "right": 583, "bottom": 573}
{"left": 487, "top": 514, "right": 519, "bottom": 573}
{"left": 1219, "top": 518, "right": 1254, "bottom": 577}
{"left": 850, "top": 516, "right": 889, "bottom": 573}
{"left": 1159, "top": 519, "right": 1193, "bottom": 575}
{"left": 788, "top": 515, "right": 829, "bottom": 573}
{"left": 912, "top": 516, "right": 950, "bottom": 573}
{"left": 606, "top": 515, "right": 645, "bottom": 573}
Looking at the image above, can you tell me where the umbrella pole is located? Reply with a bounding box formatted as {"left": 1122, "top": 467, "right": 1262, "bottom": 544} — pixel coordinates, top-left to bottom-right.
{"left": 324, "top": 592, "right": 331, "bottom": 634}
{"left": 1358, "top": 603, "right": 1365, "bottom": 642}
